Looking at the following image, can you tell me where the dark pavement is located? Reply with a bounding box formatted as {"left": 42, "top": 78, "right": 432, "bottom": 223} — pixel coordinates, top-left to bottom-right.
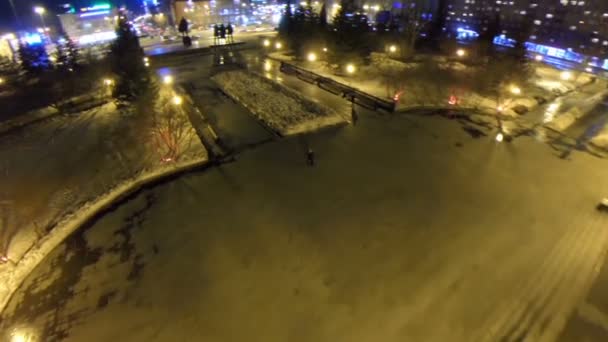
{"left": 2, "top": 107, "right": 608, "bottom": 341}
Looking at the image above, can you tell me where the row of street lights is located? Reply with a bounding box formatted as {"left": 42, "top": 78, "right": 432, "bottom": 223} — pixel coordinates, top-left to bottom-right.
{"left": 102, "top": 73, "right": 182, "bottom": 105}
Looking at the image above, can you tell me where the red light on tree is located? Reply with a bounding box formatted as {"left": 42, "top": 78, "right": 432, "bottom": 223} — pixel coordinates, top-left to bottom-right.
{"left": 448, "top": 95, "right": 458, "bottom": 105}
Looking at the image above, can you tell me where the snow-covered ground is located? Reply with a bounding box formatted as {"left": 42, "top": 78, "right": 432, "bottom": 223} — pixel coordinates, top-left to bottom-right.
{"left": 212, "top": 70, "right": 346, "bottom": 136}
{"left": 268, "top": 52, "right": 600, "bottom": 119}
{"left": 0, "top": 100, "right": 206, "bottom": 269}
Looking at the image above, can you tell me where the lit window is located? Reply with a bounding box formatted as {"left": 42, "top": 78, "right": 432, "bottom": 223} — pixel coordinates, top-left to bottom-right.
{"left": 570, "top": 25, "right": 577, "bottom": 30}
{"left": 531, "top": 3, "right": 538, "bottom": 8}
{"left": 560, "top": 0, "right": 567, "bottom": 4}
{"left": 579, "top": 20, "right": 585, "bottom": 24}
{"left": 496, "top": 0, "right": 501, "bottom": 3}
{"left": 578, "top": 1, "right": 585, "bottom": 5}
{"left": 591, "top": 38, "right": 599, "bottom": 43}
{"left": 603, "top": 41, "right": 608, "bottom": 46}
{"left": 520, "top": 10, "right": 526, "bottom": 14}
{"left": 584, "top": 11, "right": 591, "bottom": 15}
{"left": 546, "top": 13, "right": 553, "bottom": 18}
{"left": 534, "top": 19, "right": 542, "bottom": 25}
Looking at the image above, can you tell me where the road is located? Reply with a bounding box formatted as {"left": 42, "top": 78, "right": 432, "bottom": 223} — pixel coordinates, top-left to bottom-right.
{"left": 2, "top": 100, "right": 608, "bottom": 341}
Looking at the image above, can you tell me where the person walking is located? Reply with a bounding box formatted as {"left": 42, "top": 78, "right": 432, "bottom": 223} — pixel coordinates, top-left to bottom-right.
{"left": 306, "top": 147, "right": 315, "bottom": 166}
{"left": 351, "top": 101, "right": 358, "bottom": 125}
{"left": 226, "top": 23, "right": 234, "bottom": 43}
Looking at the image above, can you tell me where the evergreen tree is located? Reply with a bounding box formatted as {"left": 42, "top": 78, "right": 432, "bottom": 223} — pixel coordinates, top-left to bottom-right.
{"left": 477, "top": 12, "right": 500, "bottom": 58}
{"left": 178, "top": 17, "right": 192, "bottom": 46}
{"left": 178, "top": 17, "right": 189, "bottom": 36}
{"left": 329, "top": 0, "right": 370, "bottom": 65}
{"left": 278, "top": 0, "right": 293, "bottom": 39}
{"left": 19, "top": 43, "right": 51, "bottom": 75}
{"left": 109, "top": 13, "right": 153, "bottom": 101}
{"left": 55, "top": 35, "right": 79, "bottom": 72}
{"left": 509, "top": 15, "right": 533, "bottom": 82}
{"left": 427, "top": 0, "right": 447, "bottom": 47}
{"left": 319, "top": 2, "right": 327, "bottom": 28}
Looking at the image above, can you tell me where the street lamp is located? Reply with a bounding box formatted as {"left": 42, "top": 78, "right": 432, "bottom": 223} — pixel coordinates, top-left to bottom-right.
{"left": 496, "top": 132, "right": 504, "bottom": 142}
{"left": 103, "top": 78, "right": 113, "bottom": 86}
{"left": 389, "top": 45, "right": 397, "bottom": 53}
{"left": 307, "top": 52, "right": 317, "bottom": 62}
{"left": 456, "top": 48, "right": 466, "bottom": 57}
{"left": 560, "top": 71, "right": 572, "bottom": 81}
{"left": 322, "top": 47, "right": 328, "bottom": 52}
{"left": 34, "top": 6, "right": 48, "bottom": 40}
{"left": 510, "top": 85, "right": 521, "bottom": 95}
{"left": 0, "top": 78, "right": 5, "bottom": 85}
{"left": 535, "top": 55, "right": 543, "bottom": 62}
{"left": 172, "top": 95, "right": 183, "bottom": 105}
{"left": 346, "top": 64, "right": 356, "bottom": 74}
{"left": 275, "top": 42, "right": 282, "bottom": 49}
{"left": 263, "top": 39, "right": 270, "bottom": 47}
{"left": 163, "top": 75, "right": 174, "bottom": 85}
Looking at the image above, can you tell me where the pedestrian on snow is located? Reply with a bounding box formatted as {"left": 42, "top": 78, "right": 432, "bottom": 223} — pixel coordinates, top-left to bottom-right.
{"left": 213, "top": 24, "right": 219, "bottom": 44}
{"left": 226, "top": 23, "right": 234, "bottom": 43}
{"left": 306, "top": 147, "right": 315, "bottom": 166}
{"left": 351, "top": 102, "right": 358, "bottom": 125}
{"left": 220, "top": 24, "right": 226, "bottom": 40}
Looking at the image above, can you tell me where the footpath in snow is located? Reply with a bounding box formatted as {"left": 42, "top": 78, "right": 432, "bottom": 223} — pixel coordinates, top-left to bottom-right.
{"left": 212, "top": 70, "right": 346, "bottom": 136}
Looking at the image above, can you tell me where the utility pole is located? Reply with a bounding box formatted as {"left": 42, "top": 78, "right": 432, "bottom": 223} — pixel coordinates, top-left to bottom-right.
{"left": 7, "top": 0, "right": 20, "bottom": 27}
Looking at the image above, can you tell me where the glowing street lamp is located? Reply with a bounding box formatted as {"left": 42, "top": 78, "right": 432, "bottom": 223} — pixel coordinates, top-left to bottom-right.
{"left": 535, "top": 55, "right": 543, "bottom": 62}
{"left": 33, "top": 6, "right": 45, "bottom": 15}
{"left": 34, "top": 6, "right": 48, "bottom": 40}
{"left": 510, "top": 85, "right": 522, "bottom": 95}
{"left": 163, "top": 75, "right": 174, "bottom": 85}
{"left": 103, "top": 78, "right": 113, "bottom": 86}
{"left": 263, "top": 39, "right": 270, "bottom": 47}
{"left": 495, "top": 132, "right": 504, "bottom": 142}
{"left": 560, "top": 71, "right": 572, "bottom": 81}
{"left": 0, "top": 77, "right": 4, "bottom": 85}
{"left": 172, "top": 95, "right": 183, "bottom": 105}
{"left": 346, "top": 63, "right": 356, "bottom": 74}
{"left": 307, "top": 52, "right": 317, "bottom": 62}
{"left": 456, "top": 48, "right": 466, "bottom": 57}
{"left": 388, "top": 45, "right": 397, "bottom": 53}
{"left": 275, "top": 42, "right": 282, "bottom": 49}
{"left": 322, "top": 47, "right": 328, "bottom": 52}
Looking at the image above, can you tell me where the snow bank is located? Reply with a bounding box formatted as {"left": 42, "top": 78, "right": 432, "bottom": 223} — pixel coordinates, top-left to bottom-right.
{"left": 0, "top": 106, "right": 59, "bottom": 135}
{"left": 545, "top": 89, "right": 608, "bottom": 132}
{"left": 0, "top": 156, "right": 208, "bottom": 314}
{"left": 212, "top": 70, "right": 346, "bottom": 135}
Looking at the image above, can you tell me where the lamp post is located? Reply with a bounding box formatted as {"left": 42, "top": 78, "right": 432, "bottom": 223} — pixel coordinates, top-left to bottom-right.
{"left": 34, "top": 6, "right": 48, "bottom": 40}
{"left": 8, "top": 0, "right": 19, "bottom": 27}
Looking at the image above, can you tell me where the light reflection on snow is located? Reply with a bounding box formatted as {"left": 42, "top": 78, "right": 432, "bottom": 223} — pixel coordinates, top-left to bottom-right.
{"left": 544, "top": 102, "right": 561, "bottom": 123}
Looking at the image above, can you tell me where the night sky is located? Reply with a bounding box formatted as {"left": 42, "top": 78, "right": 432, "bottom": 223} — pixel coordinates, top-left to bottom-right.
{"left": 0, "top": 0, "right": 143, "bottom": 30}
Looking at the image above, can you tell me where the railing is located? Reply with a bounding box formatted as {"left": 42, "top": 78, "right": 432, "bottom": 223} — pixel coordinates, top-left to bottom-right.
{"left": 279, "top": 61, "right": 396, "bottom": 112}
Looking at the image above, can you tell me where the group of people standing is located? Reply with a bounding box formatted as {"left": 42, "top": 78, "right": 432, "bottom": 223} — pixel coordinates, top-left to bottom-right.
{"left": 213, "top": 23, "right": 234, "bottom": 45}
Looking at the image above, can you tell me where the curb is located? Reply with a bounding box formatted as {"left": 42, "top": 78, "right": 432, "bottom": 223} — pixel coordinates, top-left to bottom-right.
{"left": 0, "top": 157, "right": 208, "bottom": 315}
{"left": 0, "top": 108, "right": 60, "bottom": 136}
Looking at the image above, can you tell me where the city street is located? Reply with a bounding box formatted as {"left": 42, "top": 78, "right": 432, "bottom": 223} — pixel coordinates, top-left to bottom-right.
{"left": 2, "top": 105, "right": 608, "bottom": 341}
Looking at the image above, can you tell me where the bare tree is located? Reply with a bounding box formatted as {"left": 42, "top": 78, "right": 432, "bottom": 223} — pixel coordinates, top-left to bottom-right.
{"left": 396, "top": 0, "right": 429, "bottom": 60}
{"left": 149, "top": 88, "right": 195, "bottom": 163}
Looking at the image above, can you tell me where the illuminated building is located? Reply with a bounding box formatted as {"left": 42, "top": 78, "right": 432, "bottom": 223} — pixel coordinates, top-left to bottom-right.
{"left": 446, "top": 0, "right": 608, "bottom": 59}
{"left": 171, "top": 0, "right": 254, "bottom": 28}
{"left": 57, "top": 3, "right": 119, "bottom": 45}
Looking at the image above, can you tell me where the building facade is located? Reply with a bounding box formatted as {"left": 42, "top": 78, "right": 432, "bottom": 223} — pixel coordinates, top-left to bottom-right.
{"left": 171, "top": 0, "right": 250, "bottom": 28}
{"left": 57, "top": 3, "right": 119, "bottom": 45}
{"left": 446, "top": 0, "right": 608, "bottom": 59}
